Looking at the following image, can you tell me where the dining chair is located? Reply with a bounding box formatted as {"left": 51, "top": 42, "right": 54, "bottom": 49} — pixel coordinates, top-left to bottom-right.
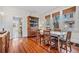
{"left": 49, "top": 29, "right": 61, "bottom": 50}
{"left": 50, "top": 34, "right": 58, "bottom": 50}
{"left": 42, "top": 30, "right": 50, "bottom": 45}
{"left": 36, "top": 29, "right": 41, "bottom": 44}
{"left": 54, "top": 28, "right": 61, "bottom": 32}
{"left": 60, "top": 31, "right": 72, "bottom": 53}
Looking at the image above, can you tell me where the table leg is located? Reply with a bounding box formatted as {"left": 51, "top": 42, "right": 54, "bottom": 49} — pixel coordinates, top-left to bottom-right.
{"left": 58, "top": 37, "right": 60, "bottom": 53}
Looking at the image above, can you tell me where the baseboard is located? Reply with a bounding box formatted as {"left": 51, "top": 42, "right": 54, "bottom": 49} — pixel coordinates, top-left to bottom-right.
{"left": 70, "top": 42, "right": 79, "bottom": 47}
{"left": 75, "top": 43, "right": 79, "bottom": 47}
{"left": 27, "top": 36, "right": 36, "bottom": 38}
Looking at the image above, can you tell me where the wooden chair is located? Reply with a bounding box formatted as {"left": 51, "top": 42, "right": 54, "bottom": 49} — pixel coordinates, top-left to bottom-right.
{"left": 36, "top": 29, "right": 41, "bottom": 44}
{"left": 54, "top": 28, "right": 61, "bottom": 32}
{"left": 50, "top": 34, "right": 58, "bottom": 50}
{"left": 60, "top": 31, "right": 72, "bottom": 53}
{"left": 49, "top": 29, "right": 61, "bottom": 50}
{"left": 42, "top": 30, "right": 50, "bottom": 45}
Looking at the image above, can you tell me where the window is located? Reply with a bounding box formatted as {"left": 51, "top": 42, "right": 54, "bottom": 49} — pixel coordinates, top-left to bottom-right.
{"left": 63, "top": 12, "right": 74, "bottom": 20}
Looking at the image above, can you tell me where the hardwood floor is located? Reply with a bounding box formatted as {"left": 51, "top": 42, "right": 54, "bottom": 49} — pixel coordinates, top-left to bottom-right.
{"left": 8, "top": 37, "right": 79, "bottom": 53}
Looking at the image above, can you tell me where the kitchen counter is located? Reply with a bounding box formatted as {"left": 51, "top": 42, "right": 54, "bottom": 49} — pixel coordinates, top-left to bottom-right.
{"left": 0, "top": 31, "right": 10, "bottom": 53}
{"left": 0, "top": 31, "right": 7, "bottom": 37}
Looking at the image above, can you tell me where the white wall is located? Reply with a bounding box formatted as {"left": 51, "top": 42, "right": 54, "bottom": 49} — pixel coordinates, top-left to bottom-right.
{"left": 0, "top": 16, "right": 1, "bottom": 29}
{"left": 71, "top": 7, "right": 79, "bottom": 43}
{"left": 0, "top": 7, "right": 3, "bottom": 30}
{"left": 0, "top": 7, "right": 27, "bottom": 39}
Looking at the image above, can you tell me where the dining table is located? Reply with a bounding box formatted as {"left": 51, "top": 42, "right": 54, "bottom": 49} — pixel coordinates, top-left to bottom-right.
{"left": 40, "top": 30, "right": 67, "bottom": 52}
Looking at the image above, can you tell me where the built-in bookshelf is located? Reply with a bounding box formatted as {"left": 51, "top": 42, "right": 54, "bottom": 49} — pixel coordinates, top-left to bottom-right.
{"left": 30, "top": 19, "right": 38, "bottom": 27}
{"left": 27, "top": 16, "right": 39, "bottom": 37}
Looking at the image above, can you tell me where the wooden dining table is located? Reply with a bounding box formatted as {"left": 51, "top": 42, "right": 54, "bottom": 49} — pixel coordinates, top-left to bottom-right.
{"left": 40, "top": 30, "right": 66, "bottom": 52}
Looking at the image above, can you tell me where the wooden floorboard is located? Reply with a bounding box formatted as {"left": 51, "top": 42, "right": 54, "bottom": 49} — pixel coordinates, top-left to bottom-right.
{"left": 8, "top": 37, "right": 79, "bottom": 53}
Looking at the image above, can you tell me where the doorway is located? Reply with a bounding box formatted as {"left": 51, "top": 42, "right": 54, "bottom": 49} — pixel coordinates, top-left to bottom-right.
{"left": 12, "top": 16, "right": 22, "bottom": 39}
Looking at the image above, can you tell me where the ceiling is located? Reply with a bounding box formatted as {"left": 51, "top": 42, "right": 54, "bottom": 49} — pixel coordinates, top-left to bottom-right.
{"left": 0, "top": 6, "right": 57, "bottom": 16}
{"left": 12, "top": 6, "right": 56, "bottom": 15}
